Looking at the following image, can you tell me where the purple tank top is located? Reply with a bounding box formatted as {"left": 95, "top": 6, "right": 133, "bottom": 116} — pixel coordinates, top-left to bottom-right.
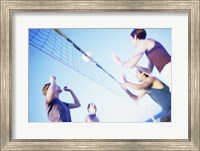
{"left": 145, "top": 40, "right": 171, "bottom": 73}
{"left": 46, "top": 98, "right": 71, "bottom": 122}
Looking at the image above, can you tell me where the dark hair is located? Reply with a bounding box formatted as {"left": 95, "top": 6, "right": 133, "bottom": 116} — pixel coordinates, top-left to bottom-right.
{"left": 138, "top": 70, "right": 149, "bottom": 77}
{"left": 87, "top": 103, "right": 97, "bottom": 112}
{"left": 87, "top": 103, "right": 90, "bottom": 111}
{"left": 42, "top": 83, "right": 50, "bottom": 96}
{"left": 130, "top": 29, "right": 147, "bottom": 39}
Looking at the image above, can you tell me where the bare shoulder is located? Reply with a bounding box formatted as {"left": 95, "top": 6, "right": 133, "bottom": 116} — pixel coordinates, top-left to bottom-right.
{"left": 151, "top": 77, "right": 165, "bottom": 89}
{"left": 140, "top": 76, "right": 156, "bottom": 89}
{"left": 144, "top": 76, "right": 156, "bottom": 82}
{"left": 146, "top": 39, "right": 155, "bottom": 51}
{"left": 152, "top": 76, "right": 162, "bottom": 83}
{"left": 136, "top": 39, "right": 149, "bottom": 52}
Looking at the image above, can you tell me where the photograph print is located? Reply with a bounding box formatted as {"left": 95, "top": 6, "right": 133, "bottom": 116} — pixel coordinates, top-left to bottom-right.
{"left": 29, "top": 28, "right": 171, "bottom": 123}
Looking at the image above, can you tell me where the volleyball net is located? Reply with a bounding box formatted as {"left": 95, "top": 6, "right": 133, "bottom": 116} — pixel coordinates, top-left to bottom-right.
{"left": 29, "top": 29, "right": 125, "bottom": 98}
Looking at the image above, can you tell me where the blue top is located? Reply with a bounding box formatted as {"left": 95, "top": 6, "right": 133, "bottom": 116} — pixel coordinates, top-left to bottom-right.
{"left": 86, "top": 114, "right": 99, "bottom": 122}
{"left": 89, "top": 114, "right": 97, "bottom": 120}
{"left": 146, "top": 84, "right": 171, "bottom": 121}
{"left": 46, "top": 98, "right": 71, "bottom": 122}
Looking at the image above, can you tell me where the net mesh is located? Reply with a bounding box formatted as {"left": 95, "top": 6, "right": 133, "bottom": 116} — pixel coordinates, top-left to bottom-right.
{"left": 29, "top": 29, "right": 126, "bottom": 98}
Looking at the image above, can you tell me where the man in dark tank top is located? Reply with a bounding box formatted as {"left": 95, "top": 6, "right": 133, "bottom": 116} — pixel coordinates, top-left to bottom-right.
{"left": 121, "top": 66, "right": 171, "bottom": 122}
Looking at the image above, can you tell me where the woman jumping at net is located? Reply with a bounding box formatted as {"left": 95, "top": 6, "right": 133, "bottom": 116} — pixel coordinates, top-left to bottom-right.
{"left": 112, "top": 29, "right": 171, "bottom": 91}
{"left": 120, "top": 66, "right": 171, "bottom": 122}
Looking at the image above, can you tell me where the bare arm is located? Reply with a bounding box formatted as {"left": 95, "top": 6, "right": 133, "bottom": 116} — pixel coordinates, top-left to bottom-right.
{"left": 112, "top": 52, "right": 144, "bottom": 69}
{"left": 45, "top": 76, "right": 56, "bottom": 104}
{"left": 64, "top": 86, "right": 81, "bottom": 109}
{"left": 147, "top": 61, "right": 154, "bottom": 73}
{"left": 125, "top": 77, "right": 155, "bottom": 90}
{"left": 122, "top": 53, "right": 145, "bottom": 68}
{"left": 112, "top": 41, "right": 148, "bottom": 69}
{"left": 121, "top": 72, "right": 154, "bottom": 90}
{"left": 121, "top": 83, "right": 146, "bottom": 101}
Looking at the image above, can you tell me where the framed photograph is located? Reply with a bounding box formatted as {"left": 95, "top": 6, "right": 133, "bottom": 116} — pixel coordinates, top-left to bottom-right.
{"left": 1, "top": 0, "right": 199, "bottom": 150}
{"left": 29, "top": 28, "right": 171, "bottom": 124}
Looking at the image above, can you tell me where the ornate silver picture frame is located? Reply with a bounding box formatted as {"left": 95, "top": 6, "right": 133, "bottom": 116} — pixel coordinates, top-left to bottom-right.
{"left": 0, "top": 0, "right": 199, "bottom": 150}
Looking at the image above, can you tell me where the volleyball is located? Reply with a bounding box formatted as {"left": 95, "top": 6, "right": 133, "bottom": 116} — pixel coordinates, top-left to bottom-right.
{"left": 82, "top": 52, "right": 92, "bottom": 63}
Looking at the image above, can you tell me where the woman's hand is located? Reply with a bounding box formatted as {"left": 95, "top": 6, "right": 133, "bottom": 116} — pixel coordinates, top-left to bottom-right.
{"left": 63, "top": 86, "right": 71, "bottom": 92}
{"left": 49, "top": 76, "right": 56, "bottom": 83}
{"left": 111, "top": 53, "right": 123, "bottom": 65}
{"left": 120, "top": 73, "right": 127, "bottom": 83}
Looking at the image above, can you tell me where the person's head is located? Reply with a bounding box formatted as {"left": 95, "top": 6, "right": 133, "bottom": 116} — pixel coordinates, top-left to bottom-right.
{"left": 42, "top": 83, "right": 50, "bottom": 96}
{"left": 130, "top": 29, "right": 147, "bottom": 47}
{"left": 135, "top": 66, "right": 150, "bottom": 82}
{"left": 87, "top": 103, "right": 97, "bottom": 114}
{"left": 130, "top": 29, "right": 147, "bottom": 40}
{"left": 42, "top": 83, "right": 62, "bottom": 96}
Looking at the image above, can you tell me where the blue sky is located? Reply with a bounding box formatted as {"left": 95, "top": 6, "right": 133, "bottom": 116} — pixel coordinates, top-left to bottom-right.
{"left": 29, "top": 28, "right": 171, "bottom": 122}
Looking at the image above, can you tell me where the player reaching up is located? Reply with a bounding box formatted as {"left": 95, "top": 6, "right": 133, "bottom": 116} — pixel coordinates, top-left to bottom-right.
{"left": 112, "top": 29, "right": 171, "bottom": 91}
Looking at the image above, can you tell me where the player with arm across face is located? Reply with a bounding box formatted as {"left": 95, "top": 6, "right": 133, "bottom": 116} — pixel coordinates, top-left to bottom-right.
{"left": 42, "top": 76, "right": 81, "bottom": 122}
{"left": 121, "top": 66, "right": 171, "bottom": 122}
